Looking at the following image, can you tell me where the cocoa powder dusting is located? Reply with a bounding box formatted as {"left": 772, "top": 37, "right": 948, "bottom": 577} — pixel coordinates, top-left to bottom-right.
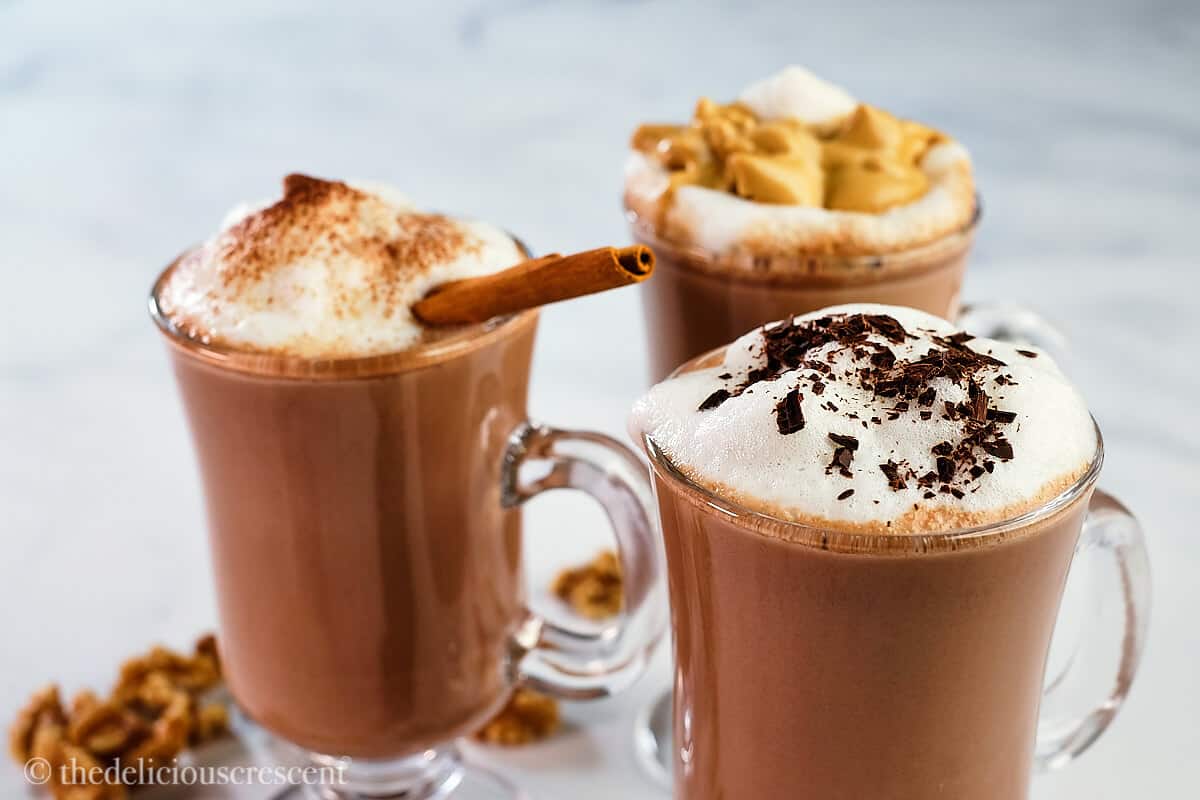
{"left": 211, "top": 175, "right": 482, "bottom": 321}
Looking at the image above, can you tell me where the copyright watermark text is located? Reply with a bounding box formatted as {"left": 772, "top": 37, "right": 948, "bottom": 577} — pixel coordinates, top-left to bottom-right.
{"left": 23, "top": 756, "right": 343, "bottom": 789}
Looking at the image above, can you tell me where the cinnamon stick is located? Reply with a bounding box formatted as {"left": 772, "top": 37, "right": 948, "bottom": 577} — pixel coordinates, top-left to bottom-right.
{"left": 412, "top": 245, "right": 655, "bottom": 325}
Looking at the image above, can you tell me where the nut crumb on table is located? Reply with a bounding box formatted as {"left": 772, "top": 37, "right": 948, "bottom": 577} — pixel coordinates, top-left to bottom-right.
{"left": 473, "top": 550, "right": 625, "bottom": 747}
{"left": 473, "top": 688, "right": 561, "bottom": 746}
{"left": 10, "top": 551, "right": 627, "bottom": 790}
{"left": 550, "top": 550, "right": 623, "bottom": 620}
{"left": 9, "top": 636, "right": 228, "bottom": 799}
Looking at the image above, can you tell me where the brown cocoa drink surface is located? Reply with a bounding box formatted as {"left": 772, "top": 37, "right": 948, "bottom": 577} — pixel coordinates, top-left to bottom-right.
{"left": 164, "top": 312, "right": 538, "bottom": 758}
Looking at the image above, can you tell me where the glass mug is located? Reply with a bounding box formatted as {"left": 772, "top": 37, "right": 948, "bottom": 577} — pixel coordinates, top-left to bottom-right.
{"left": 639, "top": 356, "right": 1149, "bottom": 798}
{"left": 631, "top": 208, "right": 980, "bottom": 383}
{"left": 630, "top": 205, "right": 1068, "bottom": 788}
{"left": 150, "top": 257, "right": 665, "bottom": 799}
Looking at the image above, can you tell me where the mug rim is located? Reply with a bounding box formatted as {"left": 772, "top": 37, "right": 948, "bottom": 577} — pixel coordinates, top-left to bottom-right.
{"left": 642, "top": 343, "right": 1104, "bottom": 554}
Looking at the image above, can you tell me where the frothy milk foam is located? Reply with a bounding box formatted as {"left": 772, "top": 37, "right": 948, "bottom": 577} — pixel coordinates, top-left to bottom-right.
{"left": 157, "top": 174, "right": 524, "bottom": 358}
{"left": 631, "top": 305, "right": 1096, "bottom": 534}
{"left": 737, "top": 65, "right": 858, "bottom": 125}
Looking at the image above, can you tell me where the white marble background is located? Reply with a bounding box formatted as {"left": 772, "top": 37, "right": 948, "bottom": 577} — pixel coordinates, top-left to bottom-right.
{"left": 1, "top": 0, "right": 1197, "bottom": 797}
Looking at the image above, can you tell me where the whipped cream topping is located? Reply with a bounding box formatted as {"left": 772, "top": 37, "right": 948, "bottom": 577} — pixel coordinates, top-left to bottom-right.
{"left": 624, "top": 66, "right": 976, "bottom": 259}
{"left": 157, "top": 175, "right": 524, "bottom": 358}
{"left": 631, "top": 305, "right": 1096, "bottom": 534}
{"left": 738, "top": 65, "right": 858, "bottom": 126}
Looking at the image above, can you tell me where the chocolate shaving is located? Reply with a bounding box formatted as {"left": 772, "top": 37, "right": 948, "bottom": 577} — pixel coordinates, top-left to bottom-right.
{"left": 1016, "top": 349, "right": 1038, "bottom": 358}
{"left": 828, "top": 431, "right": 858, "bottom": 476}
{"left": 966, "top": 381, "right": 988, "bottom": 422}
{"left": 775, "top": 389, "right": 805, "bottom": 435}
{"left": 981, "top": 439, "right": 1014, "bottom": 461}
{"left": 698, "top": 389, "right": 730, "bottom": 412}
{"left": 879, "top": 461, "right": 907, "bottom": 491}
{"left": 828, "top": 446, "right": 855, "bottom": 478}
{"left": 870, "top": 348, "right": 896, "bottom": 369}
{"left": 864, "top": 314, "right": 909, "bottom": 343}
{"left": 837, "top": 489, "right": 855, "bottom": 501}
{"left": 936, "top": 456, "right": 956, "bottom": 483}
{"left": 828, "top": 433, "right": 859, "bottom": 451}
{"left": 696, "top": 311, "right": 1025, "bottom": 503}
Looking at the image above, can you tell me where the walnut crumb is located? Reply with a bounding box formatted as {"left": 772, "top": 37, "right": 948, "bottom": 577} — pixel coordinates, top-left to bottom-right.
{"left": 8, "top": 635, "right": 228, "bottom": 799}
{"left": 473, "top": 688, "right": 560, "bottom": 746}
{"left": 551, "top": 550, "right": 623, "bottom": 620}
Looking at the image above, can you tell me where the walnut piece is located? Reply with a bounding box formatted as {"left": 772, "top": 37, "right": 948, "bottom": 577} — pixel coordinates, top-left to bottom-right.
{"left": 10, "top": 685, "right": 66, "bottom": 763}
{"left": 473, "top": 688, "right": 560, "bottom": 746}
{"left": 551, "top": 550, "right": 623, "bottom": 620}
{"left": 9, "top": 635, "right": 227, "bottom": 799}
{"left": 67, "top": 692, "right": 146, "bottom": 757}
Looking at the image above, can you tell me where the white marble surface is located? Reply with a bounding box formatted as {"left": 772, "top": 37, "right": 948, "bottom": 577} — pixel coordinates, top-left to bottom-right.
{"left": 2, "top": 0, "right": 1197, "bottom": 797}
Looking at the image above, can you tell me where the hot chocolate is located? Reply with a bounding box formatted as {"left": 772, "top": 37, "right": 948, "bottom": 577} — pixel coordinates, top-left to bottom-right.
{"left": 631, "top": 305, "right": 1148, "bottom": 799}
{"left": 165, "top": 309, "right": 537, "bottom": 757}
{"left": 625, "top": 66, "right": 978, "bottom": 380}
{"left": 153, "top": 175, "right": 665, "bottom": 798}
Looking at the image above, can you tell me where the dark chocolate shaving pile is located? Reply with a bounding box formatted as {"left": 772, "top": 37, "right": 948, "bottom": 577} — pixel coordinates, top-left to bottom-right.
{"left": 694, "top": 312, "right": 1022, "bottom": 501}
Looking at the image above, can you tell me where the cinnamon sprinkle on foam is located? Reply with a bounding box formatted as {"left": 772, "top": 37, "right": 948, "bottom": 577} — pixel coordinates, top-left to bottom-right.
{"left": 157, "top": 175, "right": 521, "bottom": 358}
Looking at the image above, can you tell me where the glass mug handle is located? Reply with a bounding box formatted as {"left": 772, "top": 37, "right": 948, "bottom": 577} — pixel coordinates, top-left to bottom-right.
{"left": 1035, "top": 489, "right": 1152, "bottom": 770}
{"left": 956, "top": 303, "right": 1070, "bottom": 360}
{"left": 500, "top": 421, "right": 666, "bottom": 699}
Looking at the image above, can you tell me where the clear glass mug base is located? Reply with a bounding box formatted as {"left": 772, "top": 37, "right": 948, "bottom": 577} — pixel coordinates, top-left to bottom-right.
{"left": 632, "top": 689, "right": 673, "bottom": 791}
{"left": 233, "top": 708, "right": 530, "bottom": 800}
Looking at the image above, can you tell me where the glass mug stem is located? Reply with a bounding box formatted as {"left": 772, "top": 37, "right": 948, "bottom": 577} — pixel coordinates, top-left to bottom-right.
{"left": 1035, "top": 490, "right": 1152, "bottom": 771}
{"left": 502, "top": 422, "right": 667, "bottom": 698}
